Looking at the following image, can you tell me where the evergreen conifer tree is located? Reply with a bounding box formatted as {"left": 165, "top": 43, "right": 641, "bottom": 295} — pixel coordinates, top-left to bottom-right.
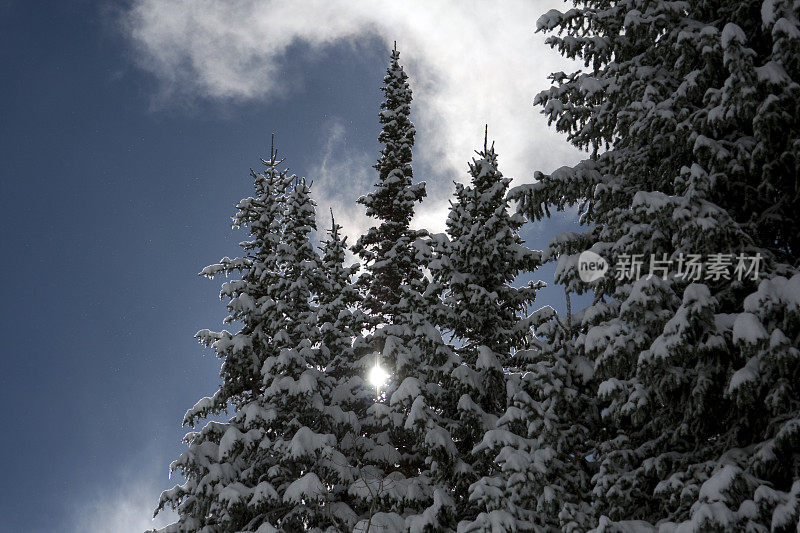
{"left": 463, "top": 299, "right": 598, "bottom": 532}
{"left": 315, "top": 210, "right": 375, "bottom": 528}
{"left": 153, "top": 151, "right": 364, "bottom": 532}
{"left": 352, "top": 42, "right": 426, "bottom": 323}
{"left": 349, "top": 44, "right": 460, "bottom": 531}
{"left": 426, "top": 134, "right": 544, "bottom": 530}
{"left": 509, "top": 1, "right": 800, "bottom": 529}
{"left": 318, "top": 210, "right": 370, "bottom": 426}
{"left": 199, "top": 145, "right": 292, "bottom": 413}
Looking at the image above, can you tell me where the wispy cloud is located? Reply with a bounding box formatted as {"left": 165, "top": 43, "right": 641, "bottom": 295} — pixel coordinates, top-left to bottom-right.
{"left": 309, "top": 118, "right": 375, "bottom": 246}
{"left": 124, "top": 0, "right": 584, "bottom": 237}
{"left": 71, "top": 451, "right": 177, "bottom": 533}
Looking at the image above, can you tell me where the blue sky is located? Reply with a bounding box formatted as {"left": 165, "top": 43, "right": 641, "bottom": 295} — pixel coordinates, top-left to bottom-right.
{"left": 0, "top": 1, "right": 588, "bottom": 531}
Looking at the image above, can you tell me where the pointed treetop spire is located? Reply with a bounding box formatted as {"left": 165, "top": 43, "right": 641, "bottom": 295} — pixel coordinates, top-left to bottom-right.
{"left": 261, "top": 133, "right": 284, "bottom": 168}
{"left": 327, "top": 207, "right": 342, "bottom": 243}
{"left": 353, "top": 42, "right": 426, "bottom": 319}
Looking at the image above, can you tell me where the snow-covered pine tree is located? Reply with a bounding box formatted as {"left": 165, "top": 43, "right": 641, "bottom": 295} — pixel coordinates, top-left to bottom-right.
{"left": 153, "top": 152, "right": 362, "bottom": 532}
{"left": 352, "top": 42, "right": 426, "bottom": 324}
{"left": 509, "top": 0, "right": 800, "bottom": 529}
{"left": 424, "top": 133, "right": 545, "bottom": 530}
{"left": 464, "top": 293, "right": 598, "bottom": 532}
{"left": 434, "top": 133, "right": 543, "bottom": 357}
{"left": 381, "top": 235, "right": 461, "bottom": 532}
{"left": 318, "top": 209, "right": 370, "bottom": 426}
{"left": 348, "top": 45, "right": 461, "bottom": 531}
{"left": 496, "top": 302, "right": 598, "bottom": 532}
{"left": 315, "top": 210, "right": 375, "bottom": 527}
{"left": 200, "top": 144, "right": 292, "bottom": 414}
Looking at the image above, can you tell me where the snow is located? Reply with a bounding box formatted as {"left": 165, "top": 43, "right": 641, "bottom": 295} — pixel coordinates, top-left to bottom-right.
{"left": 598, "top": 377, "right": 625, "bottom": 399}
{"left": 769, "top": 328, "right": 789, "bottom": 349}
{"left": 769, "top": 480, "right": 800, "bottom": 530}
{"left": 474, "top": 428, "right": 526, "bottom": 454}
{"left": 390, "top": 376, "right": 422, "bottom": 405}
{"left": 241, "top": 402, "right": 277, "bottom": 427}
{"left": 405, "top": 395, "right": 428, "bottom": 429}
{"left": 364, "top": 443, "right": 402, "bottom": 464}
{"left": 755, "top": 61, "right": 790, "bottom": 84}
{"left": 283, "top": 472, "right": 327, "bottom": 502}
{"left": 591, "top": 516, "right": 657, "bottom": 532}
{"left": 761, "top": 0, "right": 777, "bottom": 25}
{"left": 407, "top": 489, "right": 454, "bottom": 533}
{"left": 580, "top": 75, "right": 605, "bottom": 96}
{"left": 218, "top": 426, "right": 243, "bottom": 460}
{"left": 458, "top": 510, "right": 517, "bottom": 532}
{"left": 183, "top": 395, "right": 216, "bottom": 425}
{"left": 732, "top": 312, "right": 768, "bottom": 344}
{"left": 250, "top": 481, "right": 279, "bottom": 504}
{"left": 353, "top": 512, "right": 405, "bottom": 533}
{"left": 536, "top": 9, "right": 563, "bottom": 31}
{"left": 698, "top": 465, "right": 739, "bottom": 502}
{"left": 425, "top": 426, "right": 458, "bottom": 455}
{"left": 452, "top": 364, "right": 482, "bottom": 390}
{"left": 218, "top": 481, "right": 249, "bottom": 507}
{"left": 632, "top": 190, "right": 672, "bottom": 210}
{"left": 476, "top": 345, "right": 501, "bottom": 371}
{"left": 773, "top": 17, "right": 800, "bottom": 38}
{"left": 721, "top": 23, "right": 746, "bottom": 47}
{"left": 288, "top": 426, "right": 334, "bottom": 459}
{"left": 727, "top": 356, "right": 761, "bottom": 394}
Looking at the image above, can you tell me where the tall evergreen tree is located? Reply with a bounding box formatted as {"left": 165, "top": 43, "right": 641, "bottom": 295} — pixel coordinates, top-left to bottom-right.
{"left": 509, "top": 0, "right": 800, "bottom": 529}
{"left": 318, "top": 209, "right": 370, "bottom": 424}
{"left": 199, "top": 145, "right": 291, "bottom": 413}
{"left": 153, "top": 152, "right": 363, "bottom": 532}
{"left": 463, "top": 300, "right": 598, "bottom": 532}
{"left": 425, "top": 134, "right": 544, "bottom": 530}
{"left": 352, "top": 42, "right": 426, "bottom": 323}
{"left": 348, "top": 45, "right": 460, "bottom": 531}
{"left": 435, "top": 133, "right": 543, "bottom": 355}
{"left": 315, "top": 210, "right": 375, "bottom": 528}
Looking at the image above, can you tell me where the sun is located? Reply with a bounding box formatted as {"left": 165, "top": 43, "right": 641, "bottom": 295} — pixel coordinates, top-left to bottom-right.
{"left": 367, "top": 363, "right": 389, "bottom": 389}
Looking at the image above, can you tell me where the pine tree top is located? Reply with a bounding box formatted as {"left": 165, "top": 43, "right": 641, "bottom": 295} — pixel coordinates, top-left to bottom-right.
{"left": 354, "top": 45, "right": 427, "bottom": 320}
{"left": 359, "top": 45, "right": 425, "bottom": 226}
{"left": 435, "top": 132, "right": 542, "bottom": 355}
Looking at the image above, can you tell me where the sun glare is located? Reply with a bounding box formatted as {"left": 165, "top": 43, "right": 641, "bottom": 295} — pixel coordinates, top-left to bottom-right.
{"left": 367, "top": 363, "right": 389, "bottom": 389}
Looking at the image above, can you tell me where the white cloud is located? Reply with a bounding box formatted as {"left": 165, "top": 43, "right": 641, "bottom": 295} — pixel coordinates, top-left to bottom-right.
{"left": 71, "top": 453, "right": 177, "bottom": 533}
{"left": 124, "top": 0, "right": 584, "bottom": 235}
{"left": 309, "top": 118, "right": 375, "bottom": 247}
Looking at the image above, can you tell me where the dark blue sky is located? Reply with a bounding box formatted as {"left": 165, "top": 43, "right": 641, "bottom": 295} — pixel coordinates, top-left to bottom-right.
{"left": 0, "top": 2, "right": 586, "bottom": 531}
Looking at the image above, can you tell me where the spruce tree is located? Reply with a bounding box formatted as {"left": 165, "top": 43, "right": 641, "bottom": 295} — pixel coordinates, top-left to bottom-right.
{"left": 153, "top": 152, "right": 362, "bottom": 532}
{"left": 349, "top": 44, "right": 460, "bottom": 531}
{"left": 315, "top": 210, "right": 375, "bottom": 528}
{"left": 352, "top": 42, "right": 426, "bottom": 323}
{"left": 425, "top": 134, "right": 544, "bottom": 530}
{"left": 464, "top": 302, "right": 598, "bottom": 532}
{"left": 509, "top": 0, "right": 800, "bottom": 529}
{"left": 434, "top": 133, "right": 543, "bottom": 355}
{"left": 197, "top": 144, "right": 291, "bottom": 414}
{"left": 318, "top": 209, "right": 370, "bottom": 424}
